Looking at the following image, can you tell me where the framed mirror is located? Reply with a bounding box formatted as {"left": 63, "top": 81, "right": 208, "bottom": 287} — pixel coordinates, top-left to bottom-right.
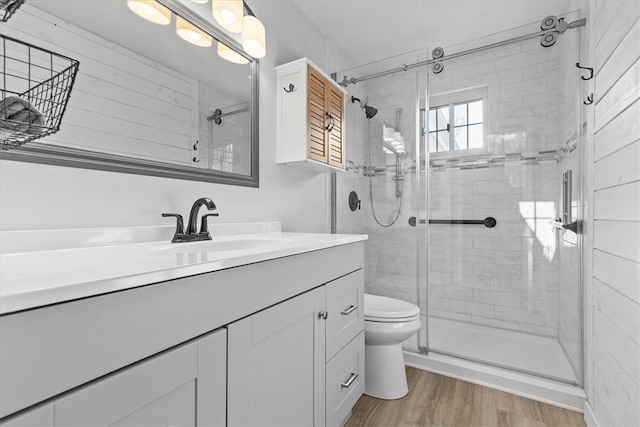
{"left": 0, "top": 0, "right": 259, "bottom": 187}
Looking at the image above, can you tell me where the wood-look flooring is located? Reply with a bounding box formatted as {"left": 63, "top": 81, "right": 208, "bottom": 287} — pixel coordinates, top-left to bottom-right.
{"left": 345, "top": 367, "right": 586, "bottom": 427}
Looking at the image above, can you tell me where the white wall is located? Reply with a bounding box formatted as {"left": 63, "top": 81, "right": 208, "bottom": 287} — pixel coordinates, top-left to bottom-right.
{"left": 585, "top": 1, "right": 640, "bottom": 426}
{"left": 0, "top": 1, "right": 331, "bottom": 233}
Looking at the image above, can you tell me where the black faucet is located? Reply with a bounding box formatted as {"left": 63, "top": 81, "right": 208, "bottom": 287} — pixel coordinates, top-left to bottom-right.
{"left": 162, "top": 197, "right": 219, "bottom": 243}
{"left": 187, "top": 197, "right": 216, "bottom": 234}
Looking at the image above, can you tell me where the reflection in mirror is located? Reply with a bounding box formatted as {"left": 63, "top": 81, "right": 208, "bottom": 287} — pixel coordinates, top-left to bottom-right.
{"left": 0, "top": 0, "right": 258, "bottom": 186}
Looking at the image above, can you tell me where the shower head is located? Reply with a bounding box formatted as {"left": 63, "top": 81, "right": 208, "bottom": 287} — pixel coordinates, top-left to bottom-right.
{"left": 351, "top": 96, "right": 378, "bottom": 119}
{"left": 364, "top": 104, "right": 378, "bottom": 119}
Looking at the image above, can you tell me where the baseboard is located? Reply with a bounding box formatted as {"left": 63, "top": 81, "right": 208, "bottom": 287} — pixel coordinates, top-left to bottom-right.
{"left": 405, "top": 350, "right": 586, "bottom": 412}
{"left": 583, "top": 402, "right": 600, "bottom": 427}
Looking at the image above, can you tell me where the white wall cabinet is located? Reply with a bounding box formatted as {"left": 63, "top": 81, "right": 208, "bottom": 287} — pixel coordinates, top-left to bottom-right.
{"left": 276, "top": 57, "right": 347, "bottom": 172}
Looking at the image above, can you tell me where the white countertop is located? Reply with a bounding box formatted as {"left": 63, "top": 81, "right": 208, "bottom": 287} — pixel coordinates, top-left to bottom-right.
{"left": 0, "top": 222, "right": 367, "bottom": 315}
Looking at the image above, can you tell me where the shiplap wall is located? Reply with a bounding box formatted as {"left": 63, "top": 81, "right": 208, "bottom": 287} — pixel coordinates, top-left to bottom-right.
{"left": 3, "top": 6, "right": 201, "bottom": 166}
{"left": 587, "top": 0, "right": 640, "bottom": 425}
{"left": 3, "top": 6, "right": 194, "bottom": 165}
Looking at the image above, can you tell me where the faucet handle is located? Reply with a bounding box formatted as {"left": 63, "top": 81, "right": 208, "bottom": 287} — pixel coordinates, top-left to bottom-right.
{"left": 162, "top": 213, "right": 185, "bottom": 242}
{"left": 199, "top": 213, "right": 219, "bottom": 238}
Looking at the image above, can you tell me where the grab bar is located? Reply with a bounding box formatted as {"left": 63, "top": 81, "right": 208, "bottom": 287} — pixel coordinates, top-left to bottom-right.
{"left": 408, "top": 216, "right": 497, "bottom": 228}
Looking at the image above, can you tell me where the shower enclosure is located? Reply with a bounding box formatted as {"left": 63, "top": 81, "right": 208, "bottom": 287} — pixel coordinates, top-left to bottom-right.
{"left": 333, "top": 13, "right": 584, "bottom": 390}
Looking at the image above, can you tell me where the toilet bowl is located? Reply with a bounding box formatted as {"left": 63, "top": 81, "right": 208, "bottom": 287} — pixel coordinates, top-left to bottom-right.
{"left": 364, "top": 293, "right": 421, "bottom": 400}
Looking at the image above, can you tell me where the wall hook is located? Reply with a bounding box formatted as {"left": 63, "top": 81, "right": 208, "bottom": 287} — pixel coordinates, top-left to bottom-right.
{"left": 575, "top": 62, "right": 593, "bottom": 80}
{"left": 193, "top": 140, "right": 199, "bottom": 151}
{"left": 283, "top": 83, "right": 295, "bottom": 93}
{"left": 584, "top": 93, "right": 594, "bottom": 105}
{"left": 192, "top": 157, "right": 200, "bottom": 163}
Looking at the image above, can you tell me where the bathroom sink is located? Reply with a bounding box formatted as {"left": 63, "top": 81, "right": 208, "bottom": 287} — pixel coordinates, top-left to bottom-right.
{"left": 0, "top": 223, "right": 368, "bottom": 315}
{"left": 149, "top": 236, "right": 295, "bottom": 255}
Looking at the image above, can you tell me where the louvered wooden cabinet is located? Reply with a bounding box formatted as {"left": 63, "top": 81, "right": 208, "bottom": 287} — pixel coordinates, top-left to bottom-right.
{"left": 276, "top": 58, "right": 347, "bottom": 172}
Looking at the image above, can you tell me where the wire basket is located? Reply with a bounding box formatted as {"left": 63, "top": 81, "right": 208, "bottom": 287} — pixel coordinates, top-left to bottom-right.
{"left": 1, "top": 34, "right": 80, "bottom": 150}
{"left": 0, "top": 0, "right": 25, "bottom": 22}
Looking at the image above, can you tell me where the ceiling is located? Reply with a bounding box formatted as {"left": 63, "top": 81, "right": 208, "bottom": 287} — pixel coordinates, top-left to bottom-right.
{"left": 292, "top": 0, "right": 584, "bottom": 67}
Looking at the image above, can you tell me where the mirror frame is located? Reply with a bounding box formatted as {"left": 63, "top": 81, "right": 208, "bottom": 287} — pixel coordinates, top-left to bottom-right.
{"left": 0, "top": 0, "right": 259, "bottom": 187}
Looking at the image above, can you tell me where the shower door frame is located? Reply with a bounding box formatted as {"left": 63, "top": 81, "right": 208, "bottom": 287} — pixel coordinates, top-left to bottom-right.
{"left": 414, "top": 24, "right": 586, "bottom": 388}
{"left": 329, "top": 16, "right": 586, "bottom": 389}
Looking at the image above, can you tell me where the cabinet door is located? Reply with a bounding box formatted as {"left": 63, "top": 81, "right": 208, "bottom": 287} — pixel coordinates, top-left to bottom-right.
{"left": 54, "top": 341, "right": 198, "bottom": 426}
{"left": 197, "top": 328, "right": 227, "bottom": 426}
{"left": 228, "top": 287, "right": 326, "bottom": 427}
{"left": 53, "top": 329, "right": 226, "bottom": 427}
{"left": 0, "top": 404, "right": 53, "bottom": 427}
{"left": 326, "top": 83, "right": 345, "bottom": 169}
{"left": 307, "top": 65, "right": 329, "bottom": 164}
{"left": 110, "top": 380, "right": 196, "bottom": 427}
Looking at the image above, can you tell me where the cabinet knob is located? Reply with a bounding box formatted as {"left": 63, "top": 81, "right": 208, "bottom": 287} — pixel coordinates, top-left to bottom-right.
{"left": 319, "top": 311, "right": 328, "bottom": 320}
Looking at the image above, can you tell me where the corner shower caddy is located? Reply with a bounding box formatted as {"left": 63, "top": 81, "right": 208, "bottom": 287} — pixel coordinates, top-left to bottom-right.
{"left": 0, "top": 34, "right": 79, "bottom": 150}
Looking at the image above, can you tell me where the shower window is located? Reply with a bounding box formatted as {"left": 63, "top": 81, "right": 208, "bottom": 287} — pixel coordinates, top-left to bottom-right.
{"left": 428, "top": 87, "right": 486, "bottom": 153}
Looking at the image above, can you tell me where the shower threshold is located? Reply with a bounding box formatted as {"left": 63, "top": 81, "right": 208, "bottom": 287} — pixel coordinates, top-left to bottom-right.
{"left": 428, "top": 317, "right": 578, "bottom": 384}
{"left": 404, "top": 317, "right": 585, "bottom": 411}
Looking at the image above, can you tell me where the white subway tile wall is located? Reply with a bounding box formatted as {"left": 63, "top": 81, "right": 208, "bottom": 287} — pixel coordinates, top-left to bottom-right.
{"left": 333, "top": 27, "right": 581, "bottom": 352}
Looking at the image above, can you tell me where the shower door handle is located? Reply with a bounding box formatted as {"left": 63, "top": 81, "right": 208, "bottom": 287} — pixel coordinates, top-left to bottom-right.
{"left": 563, "top": 221, "right": 581, "bottom": 233}
{"left": 552, "top": 219, "right": 581, "bottom": 234}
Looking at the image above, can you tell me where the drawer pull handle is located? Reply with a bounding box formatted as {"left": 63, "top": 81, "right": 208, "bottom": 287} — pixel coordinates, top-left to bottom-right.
{"left": 341, "top": 305, "right": 357, "bottom": 315}
{"left": 341, "top": 373, "right": 358, "bottom": 388}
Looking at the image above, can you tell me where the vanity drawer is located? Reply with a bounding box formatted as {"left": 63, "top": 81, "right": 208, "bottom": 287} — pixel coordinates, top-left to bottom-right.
{"left": 326, "top": 332, "right": 365, "bottom": 427}
{"left": 326, "top": 269, "right": 364, "bottom": 361}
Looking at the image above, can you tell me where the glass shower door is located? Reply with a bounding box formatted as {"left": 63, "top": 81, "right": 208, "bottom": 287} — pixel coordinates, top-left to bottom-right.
{"left": 421, "top": 23, "right": 583, "bottom": 385}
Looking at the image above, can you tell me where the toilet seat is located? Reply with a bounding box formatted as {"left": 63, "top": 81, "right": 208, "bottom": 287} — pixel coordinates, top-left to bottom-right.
{"left": 364, "top": 293, "right": 420, "bottom": 323}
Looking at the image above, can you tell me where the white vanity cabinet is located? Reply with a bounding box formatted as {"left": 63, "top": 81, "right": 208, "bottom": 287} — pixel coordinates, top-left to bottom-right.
{"left": 325, "top": 271, "right": 365, "bottom": 426}
{"left": 0, "top": 329, "right": 226, "bottom": 427}
{"left": 0, "top": 405, "right": 53, "bottom": 427}
{"left": 0, "top": 240, "right": 365, "bottom": 426}
{"left": 228, "top": 269, "right": 365, "bottom": 427}
{"left": 228, "top": 287, "right": 327, "bottom": 427}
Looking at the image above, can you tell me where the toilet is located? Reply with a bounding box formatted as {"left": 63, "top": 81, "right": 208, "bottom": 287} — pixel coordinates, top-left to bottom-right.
{"left": 364, "top": 293, "right": 421, "bottom": 400}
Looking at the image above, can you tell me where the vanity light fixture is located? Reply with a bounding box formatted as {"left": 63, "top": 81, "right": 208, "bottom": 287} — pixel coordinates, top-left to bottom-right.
{"left": 217, "top": 42, "right": 249, "bottom": 64}
{"left": 212, "top": 0, "right": 267, "bottom": 59}
{"left": 241, "top": 14, "right": 266, "bottom": 58}
{"left": 212, "top": 0, "right": 244, "bottom": 33}
{"left": 176, "top": 16, "right": 213, "bottom": 47}
{"left": 127, "top": 0, "right": 171, "bottom": 25}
